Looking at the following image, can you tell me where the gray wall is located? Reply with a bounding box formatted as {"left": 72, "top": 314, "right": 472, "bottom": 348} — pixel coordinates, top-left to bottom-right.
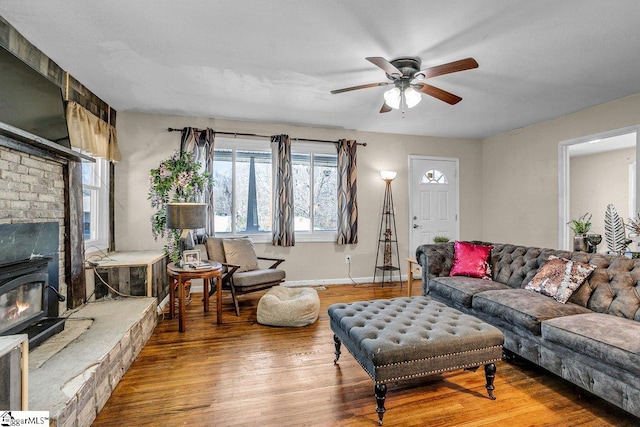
{"left": 115, "top": 91, "right": 640, "bottom": 281}
{"left": 570, "top": 147, "right": 635, "bottom": 239}
{"left": 114, "top": 112, "right": 483, "bottom": 283}
{"left": 482, "top": 93, "right": 640, "bottom": 248}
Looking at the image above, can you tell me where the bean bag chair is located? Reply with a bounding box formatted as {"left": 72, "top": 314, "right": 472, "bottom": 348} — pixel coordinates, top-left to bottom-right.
{"left": 257, "top": 286, "right": 320, "bottom": 327}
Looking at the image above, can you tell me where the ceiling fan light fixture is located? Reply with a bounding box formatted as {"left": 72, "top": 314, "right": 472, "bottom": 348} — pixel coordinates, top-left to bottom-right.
{"left": 404, "top": 87, "right": 422, "bottom": 108}
{"left": 383, "top": 87, "right": 401, "bottom": 109}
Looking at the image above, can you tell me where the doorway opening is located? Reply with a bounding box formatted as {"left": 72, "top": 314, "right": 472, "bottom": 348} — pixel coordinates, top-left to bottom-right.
{"left": 558, "top": 125, "right": 639, "bottom": 251}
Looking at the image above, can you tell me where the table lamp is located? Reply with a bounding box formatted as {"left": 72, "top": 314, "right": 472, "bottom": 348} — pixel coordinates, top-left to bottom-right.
{"left": 166, "top": 202, "right": 207, "bottom": 267}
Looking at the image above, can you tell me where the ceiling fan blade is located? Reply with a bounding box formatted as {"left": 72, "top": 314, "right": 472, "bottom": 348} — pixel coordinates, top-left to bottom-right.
{"left": 365, "top": 57, "right": 402, "bottom": 77}
{"left": 330, "top": 82, "right": 390, "bottom": 94}
{"left": 380, "top": 102, "right": 392, "bottom": 113}
{"left": 414, "top": 83, "right": 462, "bottom": 105}
{"left": 415, "top": 57, "right": 478, "bottom": 79}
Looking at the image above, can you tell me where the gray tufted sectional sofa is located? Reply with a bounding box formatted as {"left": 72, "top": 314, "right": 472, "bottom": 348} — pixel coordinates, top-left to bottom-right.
{"left": 416, "top": 242, "right": 640, "bottom": 418}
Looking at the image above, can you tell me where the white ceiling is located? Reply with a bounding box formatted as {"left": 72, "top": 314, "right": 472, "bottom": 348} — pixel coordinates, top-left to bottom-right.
{"left": 2, "top": 0, "right": 640, "bottom": 139}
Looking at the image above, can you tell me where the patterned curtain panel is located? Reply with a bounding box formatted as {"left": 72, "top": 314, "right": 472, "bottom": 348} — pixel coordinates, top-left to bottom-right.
{"left": 271, "top": 134, "right": 295, "bottom": 247}
{"left": 180, "top": 127, "right": 215, "bottom": 238}
{"left": 337, "top": 139, "right": 358, "bottom": 245}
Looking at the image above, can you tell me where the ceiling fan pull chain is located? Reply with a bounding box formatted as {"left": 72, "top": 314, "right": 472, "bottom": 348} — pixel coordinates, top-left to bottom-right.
{"left": 401, "top": 87, "right": 406, "bottom": 117}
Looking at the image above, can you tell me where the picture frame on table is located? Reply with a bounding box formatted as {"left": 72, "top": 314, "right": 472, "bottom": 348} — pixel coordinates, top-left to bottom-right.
{"left": 182, "top": 249, "right": 201, "bottom": 267}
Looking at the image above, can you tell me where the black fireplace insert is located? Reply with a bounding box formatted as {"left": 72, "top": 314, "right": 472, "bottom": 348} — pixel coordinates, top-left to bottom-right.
{"left": 0, "top": 258, "right": 66, "bottom": 347}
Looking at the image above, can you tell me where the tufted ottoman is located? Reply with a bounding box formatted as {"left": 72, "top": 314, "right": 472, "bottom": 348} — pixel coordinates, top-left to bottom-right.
{"left": 257, "top": 286, "right": 320, "bottom": 327}
{"left": 328, "top": 296, "right": 504, "bottom": 425}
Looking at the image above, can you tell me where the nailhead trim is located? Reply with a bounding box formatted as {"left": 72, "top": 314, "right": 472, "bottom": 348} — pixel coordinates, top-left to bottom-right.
{"left": 340, "top": 344, "right": 503, "bottom": 384}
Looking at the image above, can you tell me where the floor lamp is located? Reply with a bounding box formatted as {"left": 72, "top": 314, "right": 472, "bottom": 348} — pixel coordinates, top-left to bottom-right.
{"left": 373, "top": 171, "right": 401, "bottom": 286}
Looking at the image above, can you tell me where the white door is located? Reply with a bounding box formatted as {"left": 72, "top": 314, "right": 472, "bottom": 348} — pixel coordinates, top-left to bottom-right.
{"left": 408, "top": 156, "right": 459, "bottom": 257}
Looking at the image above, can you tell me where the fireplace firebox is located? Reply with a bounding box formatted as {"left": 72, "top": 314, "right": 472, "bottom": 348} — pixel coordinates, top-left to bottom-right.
{"left": 0, "top": 258, "right": 66, "bottom": 348}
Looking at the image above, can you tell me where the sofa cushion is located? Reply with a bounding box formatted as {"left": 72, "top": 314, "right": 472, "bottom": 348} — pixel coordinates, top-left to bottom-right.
{"left": 525, "top": 256, "right": 595, "bottom": 303}
{"left": 450, "top": 241, "right": 493, "bottom": 279}
{"left": 542, "top": 313, "right": 640, "bottom": 377}
{"left": 472, "top": 289, "right": 592, "bottom": 335}
{"left": 428, "top": 276, "right": 510, "bottom": 308}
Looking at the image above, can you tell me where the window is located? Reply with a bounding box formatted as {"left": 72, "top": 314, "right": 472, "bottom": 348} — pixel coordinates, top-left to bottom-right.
{"left": 212, "top": 138, "right": 337, "bottom": 242}
{"left": 81, "top": 157, "right": 109, "bottom": 250}
{"left": 213, "top": 144, "right": 273, "bottom": 234}
{"left": 421, "top": 169, "right": 448, "bottom": 184}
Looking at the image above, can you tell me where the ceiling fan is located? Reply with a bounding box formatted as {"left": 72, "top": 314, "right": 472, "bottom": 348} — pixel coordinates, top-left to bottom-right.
{"left": 330, "top": 56, "right": 478, "bottom": 113}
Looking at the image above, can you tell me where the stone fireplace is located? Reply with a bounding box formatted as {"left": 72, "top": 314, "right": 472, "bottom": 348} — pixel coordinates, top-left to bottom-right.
{"left": 1, "top": 131, "right": 158, "bottom": 426}
{"left": 0, "top": 122, "right": 90, "bottom": 347}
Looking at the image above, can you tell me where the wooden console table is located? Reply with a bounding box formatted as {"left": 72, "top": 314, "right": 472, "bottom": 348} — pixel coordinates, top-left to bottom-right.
{"left": 0, "top": 334, "right": 28, "bottom": 410}
{"left": 167, "top": 262, "right": 222, "bottom": 332}
{"left": 406, "top": 257, "right": 422, "bottom": 297}
{"left": 90, "top": 251, "right": 168, "bottom": 301}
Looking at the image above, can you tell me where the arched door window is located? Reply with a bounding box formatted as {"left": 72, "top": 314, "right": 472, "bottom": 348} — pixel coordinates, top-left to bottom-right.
{"left": 420, "top": 169, "right": 448, "bottom": 184}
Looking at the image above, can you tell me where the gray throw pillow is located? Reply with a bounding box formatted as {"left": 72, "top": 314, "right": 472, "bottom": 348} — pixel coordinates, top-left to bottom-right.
{"left": 222, "top": 238, "right": 259, "bottom": 272}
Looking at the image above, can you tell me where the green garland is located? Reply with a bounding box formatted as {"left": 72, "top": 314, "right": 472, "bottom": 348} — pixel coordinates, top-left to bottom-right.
{"left": 148, "top": 151, "right": 211, "bottom": 261}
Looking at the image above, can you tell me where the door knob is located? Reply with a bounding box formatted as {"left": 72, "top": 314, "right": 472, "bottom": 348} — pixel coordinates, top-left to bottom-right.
{"left": 413, "top": 224, "right": 420, "bottom": 229}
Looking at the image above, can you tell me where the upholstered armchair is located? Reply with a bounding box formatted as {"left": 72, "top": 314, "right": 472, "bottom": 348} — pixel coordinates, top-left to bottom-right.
{"left": 204, "top": 237, "right": 285, "bottom": 316}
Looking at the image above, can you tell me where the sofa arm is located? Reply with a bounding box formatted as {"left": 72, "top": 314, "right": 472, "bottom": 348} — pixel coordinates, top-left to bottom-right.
{"left": 416, "top": 243, "right": 455, "bottom": 294}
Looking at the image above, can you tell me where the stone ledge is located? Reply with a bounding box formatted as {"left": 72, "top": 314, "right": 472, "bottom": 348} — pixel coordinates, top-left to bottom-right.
{"left": 28, "top": 297, "right": 157, "bottom": 427}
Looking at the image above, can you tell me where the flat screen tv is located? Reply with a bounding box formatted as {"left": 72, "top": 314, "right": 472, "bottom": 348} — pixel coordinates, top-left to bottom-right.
{"left": 0, "top": 46, "right": 70, "bottom": 147}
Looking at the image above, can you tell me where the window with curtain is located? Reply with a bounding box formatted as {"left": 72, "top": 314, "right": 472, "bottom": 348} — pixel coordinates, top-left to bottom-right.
{"left": 81, "top": 157, "right": 109, "bottom": 249}
{"left": 212, "top": 138, "right": 337, "bottom": 242}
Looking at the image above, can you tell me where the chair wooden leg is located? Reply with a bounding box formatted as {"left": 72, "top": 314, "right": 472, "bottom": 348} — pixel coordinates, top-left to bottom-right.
{"left": 229, "top": 279, "right": 240, "bottom": 317}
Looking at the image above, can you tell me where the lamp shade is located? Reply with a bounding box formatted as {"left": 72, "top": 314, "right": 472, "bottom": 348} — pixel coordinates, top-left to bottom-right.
{"left": 383, "top": 87, "right": 401, "bottom": 109}
{"left": 404, "top": 87, "right": 422, "bottom": 108}
{"left": 166, "top": 203, "right": 207, "bottom": 229}
{"left": 380, "top": 170, "right": 397, "bottom": 181}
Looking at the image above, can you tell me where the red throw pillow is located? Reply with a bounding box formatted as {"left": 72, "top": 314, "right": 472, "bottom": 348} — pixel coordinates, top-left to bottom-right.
{"left": 449, "top": 241, "right": 493, "bottom": 279}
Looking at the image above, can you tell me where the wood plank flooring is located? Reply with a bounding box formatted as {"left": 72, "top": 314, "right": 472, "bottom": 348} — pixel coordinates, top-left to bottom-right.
{"left": 93, "top": 282, "right": 638, "bottom": 426}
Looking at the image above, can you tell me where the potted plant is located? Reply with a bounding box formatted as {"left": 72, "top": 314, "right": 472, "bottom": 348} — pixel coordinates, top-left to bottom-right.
{"left": 567, "top": 213, "right": 591, "bottom": 252}
{"left": 148, "top": 151, "right": 211, "bottom": 262}
{"left": 433, "top": 236, "right": 450, "bottom": 243}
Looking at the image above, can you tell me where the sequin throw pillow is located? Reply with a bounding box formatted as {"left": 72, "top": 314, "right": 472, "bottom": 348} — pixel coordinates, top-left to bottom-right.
{"left": 525, "top": 255, "right": 596, "bottom": 304}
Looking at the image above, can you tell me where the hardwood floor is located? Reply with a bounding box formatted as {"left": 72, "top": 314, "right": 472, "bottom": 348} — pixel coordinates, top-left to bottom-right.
{"left": 93, "top": 283, "right": 638, "bottom": 427}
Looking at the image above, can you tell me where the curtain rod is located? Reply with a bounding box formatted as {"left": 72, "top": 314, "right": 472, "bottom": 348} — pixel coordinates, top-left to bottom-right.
{"left": 166, "top": 127, "right": 366, "bottom": 146}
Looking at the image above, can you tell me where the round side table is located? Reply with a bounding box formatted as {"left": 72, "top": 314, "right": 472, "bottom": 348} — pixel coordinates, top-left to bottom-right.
{"left": 167, "top": 261, "right": 222, "bottom": 332}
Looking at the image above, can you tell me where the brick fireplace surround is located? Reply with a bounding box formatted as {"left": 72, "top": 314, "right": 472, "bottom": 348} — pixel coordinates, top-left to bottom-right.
{"left": 1, "top": 137, "right": 157, "bottom": 426}
{"left": 0, "top": 147, "right": 66, "bottom": 301}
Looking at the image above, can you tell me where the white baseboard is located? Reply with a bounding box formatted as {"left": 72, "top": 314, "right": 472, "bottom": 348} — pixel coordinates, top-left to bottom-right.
{"left": 188, "top": 274, "right": 410, "bottom": 293}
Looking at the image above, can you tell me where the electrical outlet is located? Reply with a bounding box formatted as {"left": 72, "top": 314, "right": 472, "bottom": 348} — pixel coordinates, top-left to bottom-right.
{"left": 345, "top": 255, "right": 351, "bottom": 264}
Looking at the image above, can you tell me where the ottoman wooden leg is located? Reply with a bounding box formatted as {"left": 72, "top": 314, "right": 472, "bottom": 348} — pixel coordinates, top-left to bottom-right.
{"left": 333, "top": 334, "right": 342, "bottom": 364}
{"left": 374, "top": 383, "right": 387, "bottom": 425}
{"left": 484, "top": 363, "right": 497, "bottom": 400}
